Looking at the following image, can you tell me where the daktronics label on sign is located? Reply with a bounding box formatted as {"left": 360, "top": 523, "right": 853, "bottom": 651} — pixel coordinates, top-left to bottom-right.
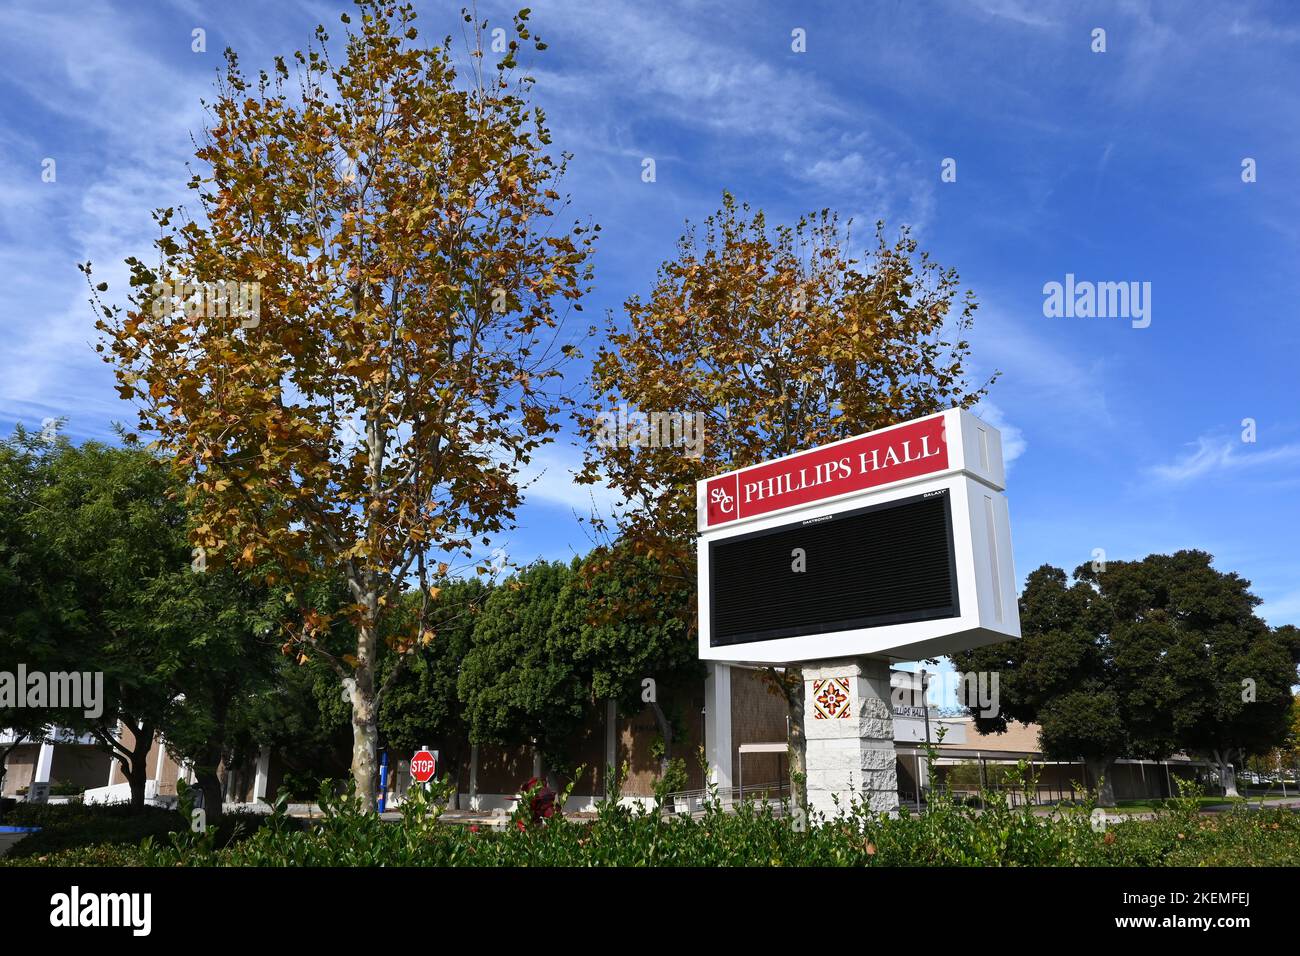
{"left": 704, "top": 415, "right": 948, "bottom": 528}
{"left": 696, "top": 408, "right": 1020, "bottom": 664}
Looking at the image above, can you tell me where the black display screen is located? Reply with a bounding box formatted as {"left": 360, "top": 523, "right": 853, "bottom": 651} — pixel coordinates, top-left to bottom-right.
{"left": 708, "top": 490, "right": 959, "bottom": 647}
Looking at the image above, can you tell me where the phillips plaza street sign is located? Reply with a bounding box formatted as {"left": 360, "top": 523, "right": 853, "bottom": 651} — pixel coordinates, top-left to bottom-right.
{"left": 696, "top": 408, "right": 1021, "bottom": 818}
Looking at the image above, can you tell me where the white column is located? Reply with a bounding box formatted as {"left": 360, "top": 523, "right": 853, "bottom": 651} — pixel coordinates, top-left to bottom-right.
{"left": 704, "top": 661, "right": 733, "bottom": 794}
{"left": 25, "top": 734, "right": 56, "bottom": 803}
{"left": 153, "top": 735, "right": 167, "bottom": 787}
{"left": 253, "top": 747, "right": 270, "bottom": 804}
{"left": 805, "top": 657, "right": 898, "bottom": 819}
{"left": 33, "top": 737, "right": 55, "bottom": 783}
{"left": 468, "top": 743, "right": 480, "bottom": 811}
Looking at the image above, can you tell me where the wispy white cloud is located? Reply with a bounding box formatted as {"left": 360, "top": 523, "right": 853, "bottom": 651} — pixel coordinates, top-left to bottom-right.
{"left": 1145, "top": 435, "right": 1300, "bottom": 484}
{"left": 530, "top": 2, "right": 844, "bottom": 146}
{"left": 1227, "top": 15, "right": 1300, "bottom": 43}
{"left": 0, "top": 0, "right": 209, "bottom": 434}
{"left": 517, "top": 441, "right": 626, "bottom": 518}
{"left": 967, "top": 305, "right": 1115, "bottom": 429}
{"left": 516, "top": 0, "right": 935, "bottom": 230}
{"left": 967, "top": 0, "right": 1062, "bottom": 29}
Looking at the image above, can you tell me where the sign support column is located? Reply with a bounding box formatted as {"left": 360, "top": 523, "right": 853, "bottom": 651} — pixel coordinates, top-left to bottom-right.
{"left": 704, "top": 661, "right": 733, "bottom": 797}
{"left": 804, "top": 657, "right": 898, "bottom": 818}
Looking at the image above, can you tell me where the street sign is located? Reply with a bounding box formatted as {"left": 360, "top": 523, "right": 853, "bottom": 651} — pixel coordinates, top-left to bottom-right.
{"left": 410, "top": 749, "right": 437, "bottom": 784}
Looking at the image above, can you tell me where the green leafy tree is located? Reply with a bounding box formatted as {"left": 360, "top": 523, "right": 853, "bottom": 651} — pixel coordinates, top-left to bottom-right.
{"left": 557, "top": 543, "right": 701, "bottom": 710}
{"left": 144, "top": 564, "right": 286, "bottom": 818}
{"left": 378, "top": 578, "right": 489, "bottom": 804}
{"left": 954, "top": 553, "right": 1300, "bottom": 805}
{"left": 578, "top": 193, "right": 992, "bottom": 804}
{"left": 13, "top": 435, "right": 192, "bottom": 808}
{"left": 552, "top": 542, "right": 702, "bottom": 773}
{"left": 458, "top": 561, "right": 584, "bottom": 780}
{"left": 240, "top": 652, "right": 352, "bottom": 800}
{"left": 953, "top": 564, "right": 1135, "bottom": 806}
{"left": 0, "top": 427, "right": 67, "bottom": 788}
{"left": 2, "top": 429, "right": 295, "bottom": 812}
{"left": 1246, "top": 695, "right": 1300, "bottom": 781}
{"left": 89, "top": 0, "right": 594, "bottom": 810}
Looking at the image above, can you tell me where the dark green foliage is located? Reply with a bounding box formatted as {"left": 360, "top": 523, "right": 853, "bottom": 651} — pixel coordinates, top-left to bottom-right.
{"left": 0, "top": 427, "right": 287, "bottom": 811}
{"left": 0, "top": 800, "right": 297, "bottom": 862}
{"left": 378, "top": 580, "right": 486, "bottom": 757}
{"left": 953, "top": 552, "right": 1300, "bottom": 802}
{"left": 554, "top": 542, "right": 702, "bottom": 713}
{"left": 452, "top": 547, "right": 701, "bottom": 770}
{"left": 241, "top": 654, "right": 352, "bottom": 798}
{"left": 7, "top": 778, "right": 1299, "bottom": 868}
{"left": 458, "top": 561, "right": 585, "bottom": 761}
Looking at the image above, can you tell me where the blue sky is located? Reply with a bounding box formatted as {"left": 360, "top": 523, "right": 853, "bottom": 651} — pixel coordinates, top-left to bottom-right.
{"left": 2, "top": 0, "right": 1299, "bottom": 650}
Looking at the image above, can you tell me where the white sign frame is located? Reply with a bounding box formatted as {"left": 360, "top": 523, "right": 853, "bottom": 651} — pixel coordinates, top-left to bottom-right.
{"left": 697, "top": 408, "right": 1020, "bottom": 664}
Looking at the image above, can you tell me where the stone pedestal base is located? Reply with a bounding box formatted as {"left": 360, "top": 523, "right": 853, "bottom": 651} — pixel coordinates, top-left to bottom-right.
{"left": 804, "top": 658, "right": 899, "bottom": 818}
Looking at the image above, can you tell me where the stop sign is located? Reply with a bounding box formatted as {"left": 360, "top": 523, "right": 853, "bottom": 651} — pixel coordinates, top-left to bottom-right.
{"left": 410, "top": 750, "right": 437, "bottom": 784}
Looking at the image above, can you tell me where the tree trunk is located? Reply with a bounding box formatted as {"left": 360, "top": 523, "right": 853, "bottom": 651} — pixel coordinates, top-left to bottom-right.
{"left": 1084, "top": 756, "right": 1116, "bottom": 807}
{"left": 192, "top": 765, "right": 223, "bottom": 820}
{"left": 352, "top": 398, "right": 384, "bottom": 813}
{"left": 786, "top": 666, "right": 807, "bottom": 808}
{"left": 349, "top": 629, "right": 378, "bottom": 811}
{"left": 1212, "top": 749, "right": 1240, "bottom": 798}
{"left": 193, "top": 695, "right": 229, "bottom": 821}
{"left": 125, "top": 723, "right": 153, "bottom": 811}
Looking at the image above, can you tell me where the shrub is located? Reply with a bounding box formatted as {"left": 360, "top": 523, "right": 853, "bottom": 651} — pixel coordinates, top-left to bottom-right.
{"left": 6, "top": 771, "right": 1300, "bottom": 868}
{"left": 2, "top": 802, "right": 176, "bottom": 860}
{"left": 0, "top": 795, "right": 301, "bottom": 863}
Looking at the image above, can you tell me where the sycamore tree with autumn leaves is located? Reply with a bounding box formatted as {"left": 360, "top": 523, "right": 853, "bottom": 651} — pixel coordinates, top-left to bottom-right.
{"left": 88, "top": 1, "right": 594, "bottom": 808}
{"left": 578, "top": 193, "right": 993, "bottom": 806}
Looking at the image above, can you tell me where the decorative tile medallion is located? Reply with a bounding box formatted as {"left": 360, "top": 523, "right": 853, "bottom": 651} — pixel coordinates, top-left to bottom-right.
{"left": 812, "top": 677, "right": 851, "bottom": 719}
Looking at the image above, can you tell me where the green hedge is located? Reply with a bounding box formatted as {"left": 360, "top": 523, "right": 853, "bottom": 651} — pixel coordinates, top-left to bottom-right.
{"left": 5, "top": 779, "right": 1299, "bottom": 867}
{"left": 1, "top": 800, "right": 297, "bottom": 864}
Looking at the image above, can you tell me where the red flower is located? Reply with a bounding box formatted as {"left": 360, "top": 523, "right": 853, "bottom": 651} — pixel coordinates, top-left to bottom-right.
{"left": 519, "top": 776, "right": 558, "bottom": 825}
{"left": 469, "top": 825, "right": 480, "bottom": 833}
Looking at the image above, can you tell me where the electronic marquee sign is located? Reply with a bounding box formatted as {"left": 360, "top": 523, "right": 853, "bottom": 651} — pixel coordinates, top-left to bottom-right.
{"left": 697, "top": 408, "right": 1020, "bottom": 664}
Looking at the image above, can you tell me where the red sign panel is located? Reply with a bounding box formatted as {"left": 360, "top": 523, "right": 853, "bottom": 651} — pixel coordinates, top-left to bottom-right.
{"left": 410, "top": 750, "right": 438, "bottom": 784}
{"left": 703, "top": 415, "right": 948, "bottom": 528}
